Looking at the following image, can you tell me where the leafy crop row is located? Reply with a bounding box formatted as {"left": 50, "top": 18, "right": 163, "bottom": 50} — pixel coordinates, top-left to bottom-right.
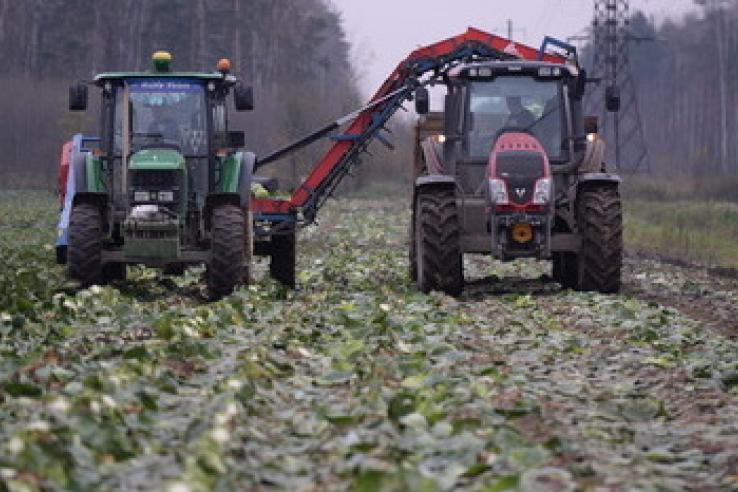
{"left": 1, "top": 192, "right": 737, "bottom": 491}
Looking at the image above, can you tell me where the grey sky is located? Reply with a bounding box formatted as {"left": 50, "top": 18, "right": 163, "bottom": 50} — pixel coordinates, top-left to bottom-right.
{"left": 329, "top": 0, "right": 696, "bottom": 97}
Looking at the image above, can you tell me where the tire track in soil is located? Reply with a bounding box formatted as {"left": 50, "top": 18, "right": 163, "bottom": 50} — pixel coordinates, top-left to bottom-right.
{"left": 459, "top": 252, "right": 738, "bottom": 490}
{"left": 464, "top": 249, "right": 738, "bottom": 337}
{"left": 621, "top": 250, "right": 738, "bottom": 338}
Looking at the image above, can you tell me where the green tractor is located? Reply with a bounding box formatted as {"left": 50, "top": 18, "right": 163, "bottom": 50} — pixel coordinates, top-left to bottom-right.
{"left": 56, "top": 52, "right": 255, "bottom": 299}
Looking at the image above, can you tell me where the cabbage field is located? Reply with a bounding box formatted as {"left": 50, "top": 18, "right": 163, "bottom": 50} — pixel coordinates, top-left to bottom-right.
{"left": 1, "top": 190, "right": 737, "bottom": 491}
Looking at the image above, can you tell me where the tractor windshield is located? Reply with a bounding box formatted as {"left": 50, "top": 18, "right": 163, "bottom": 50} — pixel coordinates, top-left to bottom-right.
{"left": 467, "top": 76, "right": 564, "bottom": 161}
{"left": 116, "top": 79, "right": 208, "bottom": 156}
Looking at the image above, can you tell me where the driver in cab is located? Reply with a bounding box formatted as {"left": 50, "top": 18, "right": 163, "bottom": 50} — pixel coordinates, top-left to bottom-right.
{"left": 505, "top": 96, "right": 535, "bottom": 128}
{"left": 148, "top": 105, "right": 181, "bottom": 144}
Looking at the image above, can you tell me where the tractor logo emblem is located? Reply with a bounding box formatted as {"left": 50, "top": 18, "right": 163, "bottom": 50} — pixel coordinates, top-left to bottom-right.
{"left": 515, "top": 188, "right": 526, "bottom": 197}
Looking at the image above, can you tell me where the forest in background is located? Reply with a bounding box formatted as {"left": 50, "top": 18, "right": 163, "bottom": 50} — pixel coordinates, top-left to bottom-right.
{"left": 622, "top": 3, "right": 738, "bottom": 181}
{"left": 0, "top": 0, "right": 363, "bottom": 190}
{"left": 2, "top": 2, "right": 738, "bottom": 193}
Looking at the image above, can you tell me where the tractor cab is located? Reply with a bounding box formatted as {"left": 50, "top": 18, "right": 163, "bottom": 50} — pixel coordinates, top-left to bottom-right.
{"left": 448, "top": 60, "right": 583, "bottom": 167}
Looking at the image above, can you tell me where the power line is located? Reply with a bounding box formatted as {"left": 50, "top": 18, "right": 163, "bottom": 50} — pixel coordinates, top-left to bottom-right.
{"left": 587, "top": 0, "right": 652, "bottom": 173}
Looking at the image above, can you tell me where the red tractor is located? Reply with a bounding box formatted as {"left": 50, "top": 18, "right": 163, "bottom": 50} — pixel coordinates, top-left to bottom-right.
{"left": 411, "top": 55, "right": 622, "bottom": 296}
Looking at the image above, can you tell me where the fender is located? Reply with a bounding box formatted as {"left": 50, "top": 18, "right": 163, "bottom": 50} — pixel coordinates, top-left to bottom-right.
{"left": 418, "top": 138, "right": 445, "bottom": 175}
{"left": 238, "top": 151, "right": 256, "bottom": 209}
{"left": 415, "top": 174, "right": 456, "bottom": 189}
{"left": 205, "top": 151, "right": 256, "bottom": 222}
{"left": 72, "top": 149, "right": 89, "bottom": 197}
{"left": 577, "top": 172, "right": 621, "bottom": 188}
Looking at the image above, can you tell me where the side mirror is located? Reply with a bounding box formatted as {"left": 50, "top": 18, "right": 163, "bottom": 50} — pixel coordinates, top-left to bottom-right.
{"left": 234, "top": 83, "right": 254, "bottom": 111}
{"left": 584, "top": 115, "right": 599, "bottom": 134}
{"left": 69, "top": 83, "right": 88, "bottom": 111}
{"left": 414, "top": 87, "right": 430, "bottom": 115}
{"left": 228, "top": 131, "right": 245, "bottom": 148}
{"left": 605, "top": 85, "right": 620, "bottom": 112}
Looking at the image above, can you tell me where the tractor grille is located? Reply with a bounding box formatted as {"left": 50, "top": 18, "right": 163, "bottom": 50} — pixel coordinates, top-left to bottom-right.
{"left": 130, "top": 169, "right": 183, "bottom": 213}
{"left": 132, "top": 169, "right": 178, "bottom": 188}
{"left": 495, "top": 153, "right": 545, "bottom": 205}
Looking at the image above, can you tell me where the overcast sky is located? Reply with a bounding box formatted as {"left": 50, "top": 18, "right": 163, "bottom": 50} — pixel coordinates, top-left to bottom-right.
{"left": 329, "top": 0, "right": 696, "bottom": 98}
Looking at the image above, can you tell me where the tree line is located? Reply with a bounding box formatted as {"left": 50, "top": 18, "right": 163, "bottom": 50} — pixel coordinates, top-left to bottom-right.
{"left": 0, "top": 0, "right": 362, "bottom": 190}
{"left": 592, "top": 3, "right": 738, "bottom": 179}
{"left": 5, "top": 2, "right": 731, "bottom": 193}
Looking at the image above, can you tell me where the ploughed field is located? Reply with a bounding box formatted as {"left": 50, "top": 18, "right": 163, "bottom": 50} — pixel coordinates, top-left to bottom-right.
{"left": 1, "top": 190, "right": 737, "bottom": 491}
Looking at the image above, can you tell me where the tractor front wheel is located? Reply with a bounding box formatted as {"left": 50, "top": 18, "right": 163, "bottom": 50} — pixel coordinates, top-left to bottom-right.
{"left": 68, "top": 203, "right": 104, "bottom": 287}
{"left": 413, "top": 186, "right": 463, "bottom": 297}
{"left": 208, "top": 203, "right": 246, "bottom": 299}
{"left": 575, "top": 186, "right": 623, "bottom": 293}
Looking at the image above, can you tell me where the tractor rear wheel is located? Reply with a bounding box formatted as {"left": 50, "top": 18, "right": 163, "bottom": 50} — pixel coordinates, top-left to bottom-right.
{"left": 208, "top": 203, "right": 246, "bottom": 299}
{"left": 269, "top": 232, "right": 296, "bottom": 288}
{"left": 413, "top": 186, "right": 463, "bottom": 296}
{"left": 575, "top": 186, "right": 622, "bottom": 293}
{"left": 68, "top": 203, "right": 104, "bottom": 287}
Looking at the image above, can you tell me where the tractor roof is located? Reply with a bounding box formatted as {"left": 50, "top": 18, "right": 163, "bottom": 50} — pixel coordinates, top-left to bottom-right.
{"left": 93, "top": 72, "right": 235, "bottom": 86}
{"left": 449, "top": 60, "right": 579, "bottom": 79}
{"left": 93, "top": 52, "right": 239, "bottom": 86}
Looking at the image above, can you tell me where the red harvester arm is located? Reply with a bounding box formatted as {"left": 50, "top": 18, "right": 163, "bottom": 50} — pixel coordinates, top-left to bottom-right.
{"left": 253, "top": 28, "right": 569, "bottom": 216}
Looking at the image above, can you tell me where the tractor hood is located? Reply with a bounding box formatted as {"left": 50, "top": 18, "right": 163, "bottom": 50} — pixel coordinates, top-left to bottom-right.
{"left": 129, "top": 148, "right": 185, "bottom": 170}
{"left": 487, "top": 132, "right": 552, "bottom": 211}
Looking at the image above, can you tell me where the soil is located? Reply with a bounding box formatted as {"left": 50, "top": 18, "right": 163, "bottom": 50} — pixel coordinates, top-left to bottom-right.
{"left": 621, "top": 249, "right": 738, "bottom": 338}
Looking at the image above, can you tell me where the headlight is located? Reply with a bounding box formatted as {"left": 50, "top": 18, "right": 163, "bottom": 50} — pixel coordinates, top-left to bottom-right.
{"left": 134, "top": 191, "right": 150, "bottom": 202}
{"left": 532, "top": 178, "right": 551, "bottom": 205}
{"left": 157, "top": 191, "right": 175, "bottom": 202}
{"left": 488, "top": 178, "right": 509, "bottom": 205}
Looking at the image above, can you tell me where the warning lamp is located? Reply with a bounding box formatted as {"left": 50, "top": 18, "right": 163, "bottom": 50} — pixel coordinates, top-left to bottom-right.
{"left": 217, "top": 59, "right": 232, "bottom": 75}
{"left": 152, "top": 51, "right": 172, "bottom": 72}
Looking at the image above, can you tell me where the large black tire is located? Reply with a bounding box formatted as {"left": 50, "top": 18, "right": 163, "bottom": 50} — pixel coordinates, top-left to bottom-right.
{"left": 575, "top": 186, "right": 623, "bottom": 293}
{"left": 208, "top": 204, "right": 246, "bottom": 299}
{"left": 413, "top": 186, "right": 463, "bottom": 296}
{"left": 68, "top": 203, "right": 103, "bottom": 286}
{"left": 269, "top": 232, "right": 296, "bottom": 288}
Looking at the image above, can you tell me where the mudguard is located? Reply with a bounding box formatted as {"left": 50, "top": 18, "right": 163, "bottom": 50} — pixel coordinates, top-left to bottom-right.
{"left": 418, "top": 138, "right": 445, "bottom": 175}
{"left": 415, "top": 174, "right": 456, "bottom": 188}
{"left": 238, "top": 152, "right": 256, "bottom": 208}
{"left": 205, "top": 151, "right": 256, "bottom": 215}
{"left": 577, "top": 172, "right": 621, "bottom": 187}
